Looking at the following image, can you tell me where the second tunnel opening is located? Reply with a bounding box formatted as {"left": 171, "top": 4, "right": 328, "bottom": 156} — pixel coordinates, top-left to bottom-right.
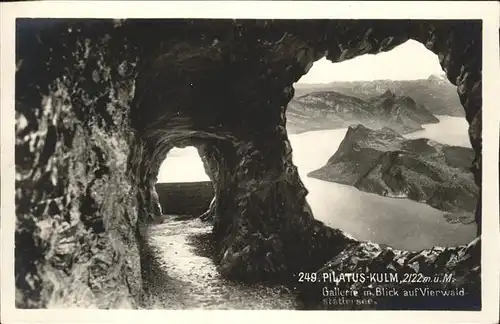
{"left": 156, "top": 146, "right": 214, "bottom": 216}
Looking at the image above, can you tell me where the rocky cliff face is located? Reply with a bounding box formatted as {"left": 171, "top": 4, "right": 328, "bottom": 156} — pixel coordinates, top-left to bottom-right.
{"left": 308, "top": 125, "right": 478, "bottom": 217}
{"left": 287, "top": 89, "right": 438, "bottom": 134}
{"left": 15, "top": 19, "right": 482, "bottom": 309}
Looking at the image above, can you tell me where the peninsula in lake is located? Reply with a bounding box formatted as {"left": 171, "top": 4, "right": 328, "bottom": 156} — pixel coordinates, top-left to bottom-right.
{"left": 307, "top": 124, "right": 478, "bottom": 222}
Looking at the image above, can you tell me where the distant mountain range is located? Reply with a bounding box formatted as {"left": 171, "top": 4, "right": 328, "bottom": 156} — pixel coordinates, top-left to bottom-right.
{"left": 307, "top": 124, "right": 478, "bottom": 220}
{"left": 287, "top": 89, "right": 439, "bottom": 134}
{"left": 292, "top": 74, "right": 464, "bottom": 118}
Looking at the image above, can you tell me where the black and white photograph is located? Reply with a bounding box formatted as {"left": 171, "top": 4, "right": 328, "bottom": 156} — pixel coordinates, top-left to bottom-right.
{"left": 1, "top": 1, "right": 499, "bottom": 323}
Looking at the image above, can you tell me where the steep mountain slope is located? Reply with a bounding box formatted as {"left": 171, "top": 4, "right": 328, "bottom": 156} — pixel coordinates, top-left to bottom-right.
{"left": 367, "top": 90, "right": 439, "bottom": 130}
{"left": 286, "top": 91, "right": 374, "bottom": 133}
{"left": 286, "top": 90, "right": 439, "bottom": 134}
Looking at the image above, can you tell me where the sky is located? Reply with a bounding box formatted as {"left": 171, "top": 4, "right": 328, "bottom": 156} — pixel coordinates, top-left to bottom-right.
{"left": 297, "top": 40, "right": 444, "bottom": 84}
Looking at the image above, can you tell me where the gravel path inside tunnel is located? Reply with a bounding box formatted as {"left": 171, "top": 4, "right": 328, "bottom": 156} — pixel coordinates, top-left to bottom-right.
{"left": 144, "top": 216, "right": 299, "bottom": 309}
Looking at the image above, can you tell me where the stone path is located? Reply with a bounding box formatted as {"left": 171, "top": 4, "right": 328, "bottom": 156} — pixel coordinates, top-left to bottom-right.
{"left": 144, "top": 216, "right": 298, "bottom": 309}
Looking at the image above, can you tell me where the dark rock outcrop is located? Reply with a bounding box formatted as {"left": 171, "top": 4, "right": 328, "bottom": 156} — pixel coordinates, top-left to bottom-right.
{"left": 287, "top": 89, "right": 438, "bottom": 134}
{"left": 308, "top": 125, "right": 478, "bottom": 216}
{"left": 15, "top": 19, "right": 482, "bottom": 309}
{"left": 298, "top": 237, "right": 481, "bottom": 310}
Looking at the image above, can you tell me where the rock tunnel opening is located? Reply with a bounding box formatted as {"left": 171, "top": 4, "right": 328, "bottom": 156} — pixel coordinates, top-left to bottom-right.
{"left": 14, "top": 18, "right": 483, "bottom": 310}
{"left": 128, "top": 21, "right": 483, "bottom": 309}
{"left": 155, "top": 146, "right": 215, "bottom": 217}
{"left": 286, "top": 39, "right": 479, "bottom": 252}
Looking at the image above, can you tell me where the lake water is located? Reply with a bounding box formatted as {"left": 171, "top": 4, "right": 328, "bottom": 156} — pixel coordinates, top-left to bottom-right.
{"left": 157, "top": 115, "right": 477, "bottom": 251}
{"left": 404, "top": 115, "right": 472, "bottom": 148}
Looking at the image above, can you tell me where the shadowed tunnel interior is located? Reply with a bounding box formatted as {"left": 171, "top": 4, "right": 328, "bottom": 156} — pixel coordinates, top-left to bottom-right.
{"left": 15, "top": 19, "right": 482, "bottom": 309}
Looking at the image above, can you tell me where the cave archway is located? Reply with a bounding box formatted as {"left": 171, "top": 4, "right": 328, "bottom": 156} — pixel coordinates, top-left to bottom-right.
{"left": 15, "top": 18, "right": 482, "bottom": 309}
{"left": 128, "top": 19, "right": 482, "bottom": 281}
{"left": 286, "top": 39, "right": 478, "bottom": 251}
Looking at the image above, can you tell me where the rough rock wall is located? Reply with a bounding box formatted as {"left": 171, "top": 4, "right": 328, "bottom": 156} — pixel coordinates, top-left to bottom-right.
{"left": 15, "top": 19, "right": 143, "bottom": 308}
{"left": 15, "top": 19, "right": 482, "bottom": 308}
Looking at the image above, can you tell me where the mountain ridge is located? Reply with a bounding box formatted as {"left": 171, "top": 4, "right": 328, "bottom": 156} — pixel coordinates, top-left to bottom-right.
{"left": 293, "top": 75, "right": 464, "bottom": 117}
{"left": 286, "top": 89, "right": 439, "bottom": 135}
